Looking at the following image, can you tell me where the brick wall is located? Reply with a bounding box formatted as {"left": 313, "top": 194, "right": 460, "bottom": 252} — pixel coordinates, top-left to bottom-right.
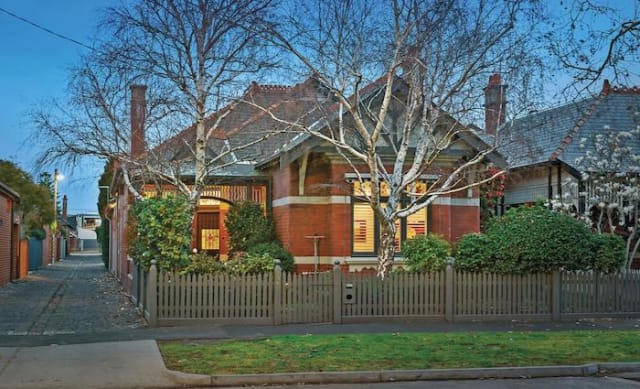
{"left": 0, "top": 196, "right": 11, "bottom": 286}
{"left": 272, "top": 154, "right": 482, "bottom": 270}
{"left": 430, "top": 199, "right": 480, "bottom": 243}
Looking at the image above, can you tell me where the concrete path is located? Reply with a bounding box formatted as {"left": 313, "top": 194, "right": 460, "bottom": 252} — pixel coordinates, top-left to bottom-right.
{"left": 0, "top": 253, "right": 639, "bottom": 388}
{"left": 0, "top": 340, "right": 175, "bottom": 389}
{"left": 0, "top": 253, "right": 143, "bottom": 336}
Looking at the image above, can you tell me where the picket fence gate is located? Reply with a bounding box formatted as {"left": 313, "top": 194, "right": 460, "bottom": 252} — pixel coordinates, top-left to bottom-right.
{"left": 132, "top": 261, "right": 640, "bottom": 326}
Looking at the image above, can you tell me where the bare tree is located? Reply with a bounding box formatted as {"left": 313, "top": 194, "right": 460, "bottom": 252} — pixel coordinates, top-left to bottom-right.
{"left": 259, "top": 0, "right": 547, "bottom": 276}
{"left": 32, "top": 0, "right": 276, "bottom": 210}
{"left": 546, "top": 0, "right": 639, "bottom": 96}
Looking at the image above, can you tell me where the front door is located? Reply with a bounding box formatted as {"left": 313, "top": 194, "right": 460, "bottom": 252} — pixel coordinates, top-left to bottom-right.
{"left": 196, "top": 212, "right": 220, "bottom": 256}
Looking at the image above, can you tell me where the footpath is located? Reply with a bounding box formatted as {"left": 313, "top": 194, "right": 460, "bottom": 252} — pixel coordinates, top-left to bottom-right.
{"left": 0, "top": 253, "right": 639, "bottom": 388}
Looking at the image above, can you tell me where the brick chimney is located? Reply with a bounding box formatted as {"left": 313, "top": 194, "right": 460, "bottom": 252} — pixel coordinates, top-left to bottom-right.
{"left": 130, "top": 85, "right": 147, "bottom": 158}
{"left": 484, "top": 74, "right": 507, "bottom": 135}
{"left": 62, "top": 195, "right": 67, "bottom": 222}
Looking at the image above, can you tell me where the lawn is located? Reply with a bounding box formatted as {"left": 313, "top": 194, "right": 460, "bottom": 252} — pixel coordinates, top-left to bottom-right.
{"left": 159, "top": 330, "right": 640, "bottom": 375}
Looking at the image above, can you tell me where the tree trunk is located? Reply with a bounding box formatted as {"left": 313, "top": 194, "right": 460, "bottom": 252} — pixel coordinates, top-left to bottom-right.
{"left": 376, "top": 220, "right": 396, "bottom": 279}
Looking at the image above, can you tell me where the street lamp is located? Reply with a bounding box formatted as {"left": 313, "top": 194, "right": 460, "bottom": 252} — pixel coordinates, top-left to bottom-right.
{"left": 52, "top": 169, "right": 64, "bottom": 264}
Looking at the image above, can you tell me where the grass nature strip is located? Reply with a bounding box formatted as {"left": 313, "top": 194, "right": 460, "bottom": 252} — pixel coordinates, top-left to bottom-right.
{"left": 159, "top": 330, "right": 640, "bottom": 375}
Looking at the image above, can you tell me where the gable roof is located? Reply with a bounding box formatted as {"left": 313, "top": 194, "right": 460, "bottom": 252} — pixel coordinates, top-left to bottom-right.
{"left": 499, "top": 82, "right": 640, "bottom": 172}
{"left": 256, "top": 75, "right": 506, "bottom": 169}
{"left": 153, "top": 77, "right": 331, "bottom": 177}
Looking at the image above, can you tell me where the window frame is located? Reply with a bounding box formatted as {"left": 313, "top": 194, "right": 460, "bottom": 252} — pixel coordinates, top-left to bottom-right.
{"left": 350, "top": 180, "right": 430, "bottom": 257}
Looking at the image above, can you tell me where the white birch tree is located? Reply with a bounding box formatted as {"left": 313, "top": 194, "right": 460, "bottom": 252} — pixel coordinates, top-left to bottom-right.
{"left": 261, "top": 0, "right": 546, "bottom": 276}
{"left": 32, "top": 0, "right": 276, "bottom": 210}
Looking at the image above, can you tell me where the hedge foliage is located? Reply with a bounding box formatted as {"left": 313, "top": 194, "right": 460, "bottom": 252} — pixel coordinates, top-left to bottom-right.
{"left": 248, "top": 242, "right": 295, "bottom": 273}
{"left": 402, "top": 234, "right": 451, "bottom": 272}
{"left": 129, "top": 196, "right": 192, "bottom": 272}
{"left": 130, "top": 198, "right": 294, "bottom": 275}
{"left": 453, "top": 205, "right": 626, "bottom": 273}
{"left": 182, "top": 251, "right": 276, "bottom": 275}
{"left": 225, "top": 201, "right": 277, "bottom": 253}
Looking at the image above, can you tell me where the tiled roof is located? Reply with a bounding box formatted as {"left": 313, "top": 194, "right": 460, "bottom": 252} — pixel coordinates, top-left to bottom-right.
{"left": 498, "top": 83, "right": 640, "bottom": 172}
{"left": 154, "top": 77, "right": 331, "bottom": 176}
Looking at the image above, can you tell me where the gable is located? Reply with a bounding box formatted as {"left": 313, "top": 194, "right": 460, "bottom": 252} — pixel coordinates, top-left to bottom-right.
{"left": 257, "top": 76, "right": 505, "bottom": 170}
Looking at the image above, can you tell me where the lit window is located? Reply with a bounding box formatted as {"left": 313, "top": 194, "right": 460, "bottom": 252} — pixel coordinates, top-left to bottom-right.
{"left": 407, "top": 208, "right": 427, "bottom": 239}
{"left": 351, "top": 179, "right": 429, "bottom": 255}
{"left": 353, "top": 203, "right": 375, "bottom": 253}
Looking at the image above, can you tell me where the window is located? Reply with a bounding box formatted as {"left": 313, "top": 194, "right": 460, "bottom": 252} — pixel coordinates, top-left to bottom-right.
{"left": 351, "top": 180, "right": 429, "bottom": 255}
{"left": 353, "top": 203, "right": 374, "bottom": 253}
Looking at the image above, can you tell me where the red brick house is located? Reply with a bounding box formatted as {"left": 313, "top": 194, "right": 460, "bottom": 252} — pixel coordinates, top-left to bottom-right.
{"left": 108, "top": 75, "right": 501, "bottom": 283}
{"left": 0, "top": 181, "right": 21, "bottom": 286}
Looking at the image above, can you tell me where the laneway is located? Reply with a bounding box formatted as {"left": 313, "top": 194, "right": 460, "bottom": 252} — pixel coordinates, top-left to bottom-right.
{"left": 0, "top": 253, "right": 144, "bottom": 336}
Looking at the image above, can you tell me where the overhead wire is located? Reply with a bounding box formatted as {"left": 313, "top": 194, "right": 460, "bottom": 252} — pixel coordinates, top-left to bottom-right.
{"left": 0, "top": 6, "right": 93, "bottom": 50}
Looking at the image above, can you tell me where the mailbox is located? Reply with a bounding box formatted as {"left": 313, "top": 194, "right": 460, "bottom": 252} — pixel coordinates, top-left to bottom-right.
{"left": 343, "top": 283, "right": 354, "bottom": 304}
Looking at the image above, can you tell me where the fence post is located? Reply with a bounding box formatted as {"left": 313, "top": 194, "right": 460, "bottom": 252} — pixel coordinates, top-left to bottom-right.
{"left": 139, "top": 263, "right": 146, "bottom": 311}
{"left": 147, "top": 260, "right": 158, "bottom": 326}
{"left": 333, "top": 261, "right": 342, "bottom": 324}
{"left": 273, "top": 260, "right": 282, "bottom": 325}
{"left": 551, "top": 270, "right": 561, "bottom": 321}
{"left": 445, "top": 265, "right": 454, "bottom": 322}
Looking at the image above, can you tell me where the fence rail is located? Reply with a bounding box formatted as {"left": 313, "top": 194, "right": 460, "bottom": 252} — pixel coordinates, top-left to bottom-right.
{"left": 135, "top": 262, "right": 640, "bottom": 326}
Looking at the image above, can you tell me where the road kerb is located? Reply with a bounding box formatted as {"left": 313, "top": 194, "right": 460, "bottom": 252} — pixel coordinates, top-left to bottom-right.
{"left": 163, "top": 362, "right": 640, "bottom": 387}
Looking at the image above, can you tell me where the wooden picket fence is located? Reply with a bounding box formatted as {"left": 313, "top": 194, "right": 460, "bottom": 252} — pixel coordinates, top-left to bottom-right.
{"left": 132, "top": 262, "right": 640, "bottom": 326}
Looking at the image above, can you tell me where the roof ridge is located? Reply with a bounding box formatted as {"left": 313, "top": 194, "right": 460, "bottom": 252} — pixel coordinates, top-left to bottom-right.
{"left": 549, "top": 94, "right": 605, "bottom": 162}
{"left": 609, "top": 85, "right": 640, "bottom": 95}
{"left": 600, "top": 79, "right": 640, "bottom": 95}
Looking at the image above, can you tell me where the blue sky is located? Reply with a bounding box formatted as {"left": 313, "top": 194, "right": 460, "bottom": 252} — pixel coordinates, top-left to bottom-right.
{"left": 0, "top": 1, "right": 637, "bottom": 215}
{"left": 0, "top": 1, "right": 113, "bottom": 214}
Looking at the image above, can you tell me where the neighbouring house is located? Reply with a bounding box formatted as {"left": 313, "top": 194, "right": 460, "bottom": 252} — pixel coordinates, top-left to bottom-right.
{"left": 107, "top": 75, "right": 502, "bottom": 289}
{"left": 494, "top": 78, "right": 640, "bottom": 268}
{"left": 67, "top": 212, "right": 101, "bottom": 253}
{"left": 0, "top": 181, "right": 21, "bottom": 286}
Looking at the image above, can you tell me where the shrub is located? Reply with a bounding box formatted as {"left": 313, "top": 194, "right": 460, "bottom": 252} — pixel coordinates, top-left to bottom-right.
{"left": 453, "top": 233, "right": 493, "bottom": 272}
{"left": 484, "top": 205, "right": 595, "bottom": 273}
{"left": 182, "top": 251, "right": 225, "bottom": 275}
{"left": 129, "top": 196, "right": 192, "bottom": 272}
{"left": 225, "top": 201, "right": 276, "bottom": 253}
{"left": 590, "top": 233, "right": 626, "bottom": 273}
{"left": 402, "top": 234, "right": 451, "bottom": 272}
{"left": 226, "top": 252, "right": 276, "bottom": 275}
{"left": 248, "top": 242, "right": 295, "bottom": 273}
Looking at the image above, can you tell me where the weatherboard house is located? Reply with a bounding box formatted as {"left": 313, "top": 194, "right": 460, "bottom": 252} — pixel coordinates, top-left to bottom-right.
{"left": 494, "top": 79, "right": 640, "bottom": 269}
{"left": 107, "top": 76, "right": 501, "bottom": 290}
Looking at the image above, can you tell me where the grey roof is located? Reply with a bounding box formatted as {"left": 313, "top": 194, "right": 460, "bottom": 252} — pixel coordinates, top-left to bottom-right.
{"left": 154, "top": 78, "right": 331, "bottom": 178}
{"left": 498, "top": 88, "right": 640, "bottom": 172}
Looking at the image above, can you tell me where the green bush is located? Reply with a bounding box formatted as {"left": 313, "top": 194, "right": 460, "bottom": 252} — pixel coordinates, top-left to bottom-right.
{"left": 248, "top": 242, "right": 295, "bottom": 273}
{"left": 453, "top": 233, "right": 493, "bottom": 272}
{"left": 225, "top": 252, "right": 276, "bottom": 275}
{"left": 129, "top": 196, "right": 192, "bottom": 272}
{"left": 402, "top": 234, "right": 451, "bottom": 272}
{"left": 484, "top": 205, "right": 594, "bottom": 273}
{"left": 590, "top": 233, "right": 626, "bottom": 273}
{"left": 182, "top": 251, "right": 225, "bottom": 275}
{"left": 225, "top": 201, "right": 276, "bottom": 253}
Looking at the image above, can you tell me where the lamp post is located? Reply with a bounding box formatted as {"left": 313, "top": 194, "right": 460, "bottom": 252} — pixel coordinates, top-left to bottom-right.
{"left": 51, "top": 169, "right": 63, "bottom": 264}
